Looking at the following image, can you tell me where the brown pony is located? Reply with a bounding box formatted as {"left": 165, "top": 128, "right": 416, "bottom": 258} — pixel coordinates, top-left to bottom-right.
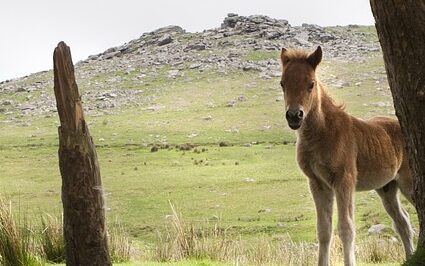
{"left": 280, "top": 46, "right": 414, "bottom": 266}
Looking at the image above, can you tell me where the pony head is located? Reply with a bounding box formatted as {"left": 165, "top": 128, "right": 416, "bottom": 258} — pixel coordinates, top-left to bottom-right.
{"left": 280, "top": 46, "right": 322, "bottom": 130}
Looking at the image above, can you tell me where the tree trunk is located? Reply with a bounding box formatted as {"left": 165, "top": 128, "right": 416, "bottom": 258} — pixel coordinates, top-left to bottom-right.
{"left": 370, "top": 0, "right": 425, "bottom": 250}
{"left": 53, "top": 41, "right": 112, "bottom": 266}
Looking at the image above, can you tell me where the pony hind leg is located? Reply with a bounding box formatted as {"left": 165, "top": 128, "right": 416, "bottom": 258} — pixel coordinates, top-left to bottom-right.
{"left": 376, "top": 180, "right": 414, "bottom": 258}
{"left": 396, "top": 161, "right": 415, "bottom": 205}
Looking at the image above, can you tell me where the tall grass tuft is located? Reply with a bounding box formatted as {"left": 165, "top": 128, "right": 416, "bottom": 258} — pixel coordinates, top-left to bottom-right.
{"left": 108, "top": 220, "right": 133, "bottom": 263}
{"left": 0, "top": 200, "right": 40, "bottom": 266}
{"left": 0, "top": 199, "right": 409, "bottom": 265}
{"left": 155, "top": 202, "right": 319, "bottom": 265}
{"left": 40, "top": 213, "right": 65, "bottom": 263}
{"left": 356, "top": 236, "right": 404, "bottom": 263}
{"left": 154, "top": 202, "right": 406, "bottom": 265}
{"left": 39, "top": 213, "right": 133, "bottom": 264}
{"left": 156, "top": 202, "right": 239, "bottom": 262}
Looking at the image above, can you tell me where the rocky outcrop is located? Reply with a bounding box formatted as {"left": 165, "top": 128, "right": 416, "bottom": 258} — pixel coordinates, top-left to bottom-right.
{"left": 82, "top": 13, "right": 378, "bottom": 65}
{"left": 0, "top": 14, "right": 381, "bottom": 120}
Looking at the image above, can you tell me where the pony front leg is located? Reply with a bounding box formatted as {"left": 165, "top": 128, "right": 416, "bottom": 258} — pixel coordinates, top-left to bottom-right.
{"left": 335, "top": 181, "right": 356, "bottom": 266}
{"left": 309, "top": 178, "right": 334, "bottom": 266}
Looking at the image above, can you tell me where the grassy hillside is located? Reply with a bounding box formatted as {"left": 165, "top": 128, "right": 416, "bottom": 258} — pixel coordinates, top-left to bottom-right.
{"left": 0, "top": 42, "right": 417, "bottom": 264}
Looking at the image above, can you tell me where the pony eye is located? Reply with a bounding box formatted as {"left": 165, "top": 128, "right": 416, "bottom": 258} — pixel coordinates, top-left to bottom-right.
{"left": 280, "top": 80, "right": 285, "bottom": 88}
{"left": 308, "top": 81, "right": 315, "bottom": 91}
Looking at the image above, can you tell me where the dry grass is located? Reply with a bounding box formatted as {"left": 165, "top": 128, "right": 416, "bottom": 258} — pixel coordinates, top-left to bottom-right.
{"left": 0, "top": 200, "right": 407, "bottom": 265}
{"left": 40, "top": 214, "right": 65, "bottom": 263}
{"left": 0, "top": 200, "right": 41, "bottom": 266}
{"left": 356, "top": 237, "right": 404, "bottom": 263}
{"left": 150, "top": 202, "right": 406, "bottom": 265}
{"left": 0, "top": 201, "right": 133, "bottom": 265}
{"left": 109, "top": 220, "right": 133, "bottom": 263}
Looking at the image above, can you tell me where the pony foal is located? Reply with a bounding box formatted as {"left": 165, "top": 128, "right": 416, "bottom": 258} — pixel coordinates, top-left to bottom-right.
{"left": 280, "top": 46, "right": 414, "bottom": 266}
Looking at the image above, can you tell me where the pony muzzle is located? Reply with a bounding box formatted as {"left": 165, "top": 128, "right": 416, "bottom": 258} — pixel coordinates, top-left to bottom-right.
{"left": 286, "top": 108, "right": 304, "bottom": 130}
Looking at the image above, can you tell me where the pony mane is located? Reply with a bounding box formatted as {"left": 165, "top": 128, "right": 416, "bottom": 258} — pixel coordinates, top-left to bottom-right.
{"left": 283, "top": 49, "right": 310, "bottom": 61}
{"left": 319, "top": 83, "right": 346, "bottom": 111}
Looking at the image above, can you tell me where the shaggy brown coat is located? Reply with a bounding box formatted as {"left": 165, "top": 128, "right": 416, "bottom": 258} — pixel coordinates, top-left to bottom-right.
{"left": 280, "top": 47, "right": 414, "bottom": 266}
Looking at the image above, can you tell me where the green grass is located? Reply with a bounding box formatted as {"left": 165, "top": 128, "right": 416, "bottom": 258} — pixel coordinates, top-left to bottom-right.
{"left": 244, "top": 50, "right": 279, "bottom": 61}
{"left": 0, "top": 51, "right": 417, "bottom": 265}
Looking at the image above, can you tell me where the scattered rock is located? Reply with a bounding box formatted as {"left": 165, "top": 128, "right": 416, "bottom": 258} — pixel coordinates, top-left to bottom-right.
{"left": 238, "top": 216, "right": 260, "bottom": 222}
{"left": 218, "top": 141, "right": 229, "bottom": 147}
{"left": 241, "top": 63, "right": 262, "bottom": 72}
{"left": 258, "top": 208, "right": 272, "bottom": 213}
{"left": 145, "top": 105, "right": 165, "bottom": 112}
{"left": 1, "top": 13, "right": 382, "bottom": 120}
{"left": 368, "top": 224, "right": 387, "bottom": 235}
{"left": 152, "top": 25, "right": 185, "bottom": 35}
{"left": 237, "top": 95, "right": 247, "bottom": 102}
{"left": 167, "top": 69, "right": 181, "bottom": 79}
{"left": 243, "top": 177, "right": 256, "bottom": 183}
{"left": 202, "top": 115, "right": 212, "bottom": 121}
{"left": 226, "top": 100, "right": 237, "bottom": 107}
{"left": 209, "top": 215, "right": 219, "bottom": 221}
{"left": 185, "top": 43, "right": 206, "bottom": 51}
{"left": 178, "top": 143, "right": 195, "bottom": 151}
{"left": 294, "top": 31, "right": 309, "bottom": 45}
{"left": 103, "top": 51, "right": 121, "bottom": 59}
{"left": 224, "top": 128, "right": 239, "bottom": 133}
{"left": 157, "top": 34, "right": 173, "bottom": 46}
{"left": 104, "top": 92, "right": 118, "bottom": 98}
{"left": 389, "top": 236, "right": 398, "bottom": 243}
{"left": 371, "top": 102, "right": 387, "bottom": 107}
{"left": 18, "top": 104, "right": 36, "bottom": 110}
{"left": 187, "top": 133, "right": 198, "bottom": 138}
{"left": 260, "top": 72, "right": 272, "bottom": 79}
{"left": 189, "top": 63, "right": 203, "bottom": 69}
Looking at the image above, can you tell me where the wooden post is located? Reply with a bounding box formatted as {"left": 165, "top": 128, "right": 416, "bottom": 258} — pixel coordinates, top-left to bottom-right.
{"left": 53, "top": 41, "right": 112, "bottom": 266}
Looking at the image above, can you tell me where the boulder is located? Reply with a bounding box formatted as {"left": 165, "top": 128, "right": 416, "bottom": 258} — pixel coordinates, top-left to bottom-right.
{"left": 157, "top": 34, "right": 173, "bottom": 46}
{"left": 152, "top": 25, "right": 185, "bottom": 35}
{"left": 368, "top": 224, "right": 387, "bottom": 235}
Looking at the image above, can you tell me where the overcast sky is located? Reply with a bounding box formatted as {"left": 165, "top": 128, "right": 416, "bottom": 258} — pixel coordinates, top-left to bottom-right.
{"left": 0, "top": 0, "right": 374, "bottom": 82}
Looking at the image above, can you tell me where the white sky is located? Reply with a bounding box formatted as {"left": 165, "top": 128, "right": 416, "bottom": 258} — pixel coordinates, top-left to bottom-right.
{"left": 0, "top": 0, "right": 374, "bottom": 82}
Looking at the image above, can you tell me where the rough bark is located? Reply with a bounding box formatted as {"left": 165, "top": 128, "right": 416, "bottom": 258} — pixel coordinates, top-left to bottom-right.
{"left": 53, "top": 41, "right": 112, "bottom": 266}
{"left": 370, "top": 1, "right": 425, "bottom": 250}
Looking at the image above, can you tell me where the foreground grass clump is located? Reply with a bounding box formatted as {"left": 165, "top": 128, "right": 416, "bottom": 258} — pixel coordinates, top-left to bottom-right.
{"left": 151, "top": 203, "right": 405, "bottom": 265}
{"left": 0, "top": 198, "right": 404, "bottom": 265}
{"left": 40, "top": 214, "right": 64, "bottom": 263}
{"left": 0, "top": 201, "right": 133, "bottom": 265}
{"left": 109, "top": 220, "right": 133, "bottom": 263}
{"left": 0, "top": 200, "right": 41, "bottom": 266}
{"left": 155, "top": 202, "right": 317, "bottom": 265}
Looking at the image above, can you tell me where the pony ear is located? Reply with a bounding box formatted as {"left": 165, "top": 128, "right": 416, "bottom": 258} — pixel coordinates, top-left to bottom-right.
{"left": 307, "top": 46, "right": 322, "bottom": 69}
{"left": 281, "top": 48, "right": 290, "bottom": 65}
